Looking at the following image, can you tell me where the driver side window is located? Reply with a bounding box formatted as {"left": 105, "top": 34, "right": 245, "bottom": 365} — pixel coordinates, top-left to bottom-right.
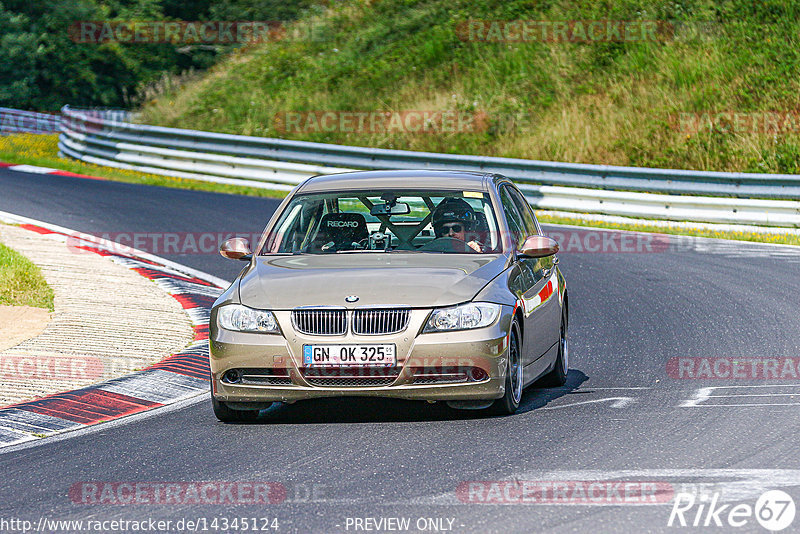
{"left": 508, "top": 187, "right": 540, "bottom": 236}
{"left": 499, "top": 186, "right": 526, "bottom": 249}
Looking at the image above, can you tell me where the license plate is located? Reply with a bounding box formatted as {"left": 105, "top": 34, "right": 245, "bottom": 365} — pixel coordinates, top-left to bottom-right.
{"left": 303, "top": 344, "right": 396, "bottom": 367}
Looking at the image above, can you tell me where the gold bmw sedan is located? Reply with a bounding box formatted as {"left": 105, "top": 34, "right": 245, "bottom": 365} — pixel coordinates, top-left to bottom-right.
{"left": 209, "top": 170, "right": 568, "bottom": 421}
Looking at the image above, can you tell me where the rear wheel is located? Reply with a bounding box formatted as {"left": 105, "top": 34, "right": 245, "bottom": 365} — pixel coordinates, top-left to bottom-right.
{"left": 538, "top": 308, "right": 568, "bottom": 388}
{"left": 489, "top": 319, "right": 523, "bottom": 415}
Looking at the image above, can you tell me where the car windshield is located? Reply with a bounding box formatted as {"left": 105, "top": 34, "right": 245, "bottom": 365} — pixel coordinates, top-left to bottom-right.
{"left": 261, "top": 189, "right": 502, "bottom": 254}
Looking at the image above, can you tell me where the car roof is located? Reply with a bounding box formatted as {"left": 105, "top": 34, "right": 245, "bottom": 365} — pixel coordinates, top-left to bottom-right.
{"left": 295, "top": 170, "right": 495, "bottom": 194}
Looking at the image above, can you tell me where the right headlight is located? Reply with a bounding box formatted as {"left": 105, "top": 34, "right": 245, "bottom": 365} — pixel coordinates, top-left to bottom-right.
{"left": 217, "top": 304, "right": 279, "bottom": 333}
{"left": 424, "top": 302, "right": 501, "bottom": 332}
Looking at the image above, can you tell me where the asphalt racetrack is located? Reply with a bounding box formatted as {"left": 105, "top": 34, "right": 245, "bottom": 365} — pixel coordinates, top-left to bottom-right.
{"left": 2, "top": 167, "right": 800, "bottom": 533}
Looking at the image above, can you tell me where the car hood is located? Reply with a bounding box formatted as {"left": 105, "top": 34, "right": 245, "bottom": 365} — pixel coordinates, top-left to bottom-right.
{"left": 238, "top": 253, "right": 508, "bottom": 309}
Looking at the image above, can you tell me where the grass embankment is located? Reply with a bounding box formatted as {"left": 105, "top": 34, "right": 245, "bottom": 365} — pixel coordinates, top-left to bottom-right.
{"left": 140, "top": 0, "right": 800, "bottom": 174}
{"left": 0, "top": 134, "right": 286, "bottom": 199}
{"left": 0, "top": 241, "right": 54, "bottom": 311}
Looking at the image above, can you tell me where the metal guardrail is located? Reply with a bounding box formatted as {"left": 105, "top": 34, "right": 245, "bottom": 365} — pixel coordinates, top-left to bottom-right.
{"left": 55, "top": 105, "right": 800, "bottom": 228}
{"left": 0, "top": 108, "right": 60, "bottom": 135}
{"left": 58, "top": 106, "right": 352, "bottom": 191}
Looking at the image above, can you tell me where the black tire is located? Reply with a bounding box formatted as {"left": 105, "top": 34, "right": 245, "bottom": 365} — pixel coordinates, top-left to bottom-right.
{"left": 212, "top": 396, "right": 262, "bottom": 423}
{"left": 538, "top": 307, "right": 568, "bottom": 388}
{"left": 489, "top": 319, "right": 523, "bottom": 415}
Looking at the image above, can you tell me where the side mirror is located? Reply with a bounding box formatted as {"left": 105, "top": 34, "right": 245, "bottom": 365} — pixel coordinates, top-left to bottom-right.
{"left": 220, "top": 237, "right": 252, "bottom": 261}
{"left": 518, "top": 235, "right": 559, "bottom": 258}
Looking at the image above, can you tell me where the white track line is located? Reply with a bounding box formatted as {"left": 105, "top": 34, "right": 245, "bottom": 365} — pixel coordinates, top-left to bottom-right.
{"left": 0, "top": 209, "right": 230, "bottom": 288}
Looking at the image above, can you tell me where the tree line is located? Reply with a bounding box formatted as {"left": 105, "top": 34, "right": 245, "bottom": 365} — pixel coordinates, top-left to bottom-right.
{"left": 0, "top": 0, "right": 319, "bottom": 111}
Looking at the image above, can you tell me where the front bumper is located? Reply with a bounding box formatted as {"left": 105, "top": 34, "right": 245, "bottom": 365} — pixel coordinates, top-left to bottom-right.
{"left": 209, "top": 308, "right": 513, "bottom": 403}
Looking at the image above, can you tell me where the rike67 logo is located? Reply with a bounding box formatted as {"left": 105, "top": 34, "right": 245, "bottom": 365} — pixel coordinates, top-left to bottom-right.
{"left": 669, "top": 490, "right": 796, "bottom": 531}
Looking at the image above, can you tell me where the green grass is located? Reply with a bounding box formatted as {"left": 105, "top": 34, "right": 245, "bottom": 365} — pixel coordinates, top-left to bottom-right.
{"left": 139, "top": 0, "right": 800, "bottom": 174}
{"left": 0, "top": 134, "right": 287, "bottom": 199}
{"left": 0, "top": 241, "right": 55, "bottom": 311}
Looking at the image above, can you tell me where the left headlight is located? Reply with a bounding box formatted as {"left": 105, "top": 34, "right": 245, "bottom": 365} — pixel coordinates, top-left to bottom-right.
{"left": 217, "top": 304, "right": 279, "bottom": 333}
{"left": 424, "top": 302, "right": 501, "bottom": 332}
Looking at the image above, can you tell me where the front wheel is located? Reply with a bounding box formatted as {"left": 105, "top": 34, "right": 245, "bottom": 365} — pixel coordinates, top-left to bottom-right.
{"left": 212, "top": 396, "right": 262, "bottom": 423}
{"left": 489, "top": 319, "right": 523, "bottom": 415}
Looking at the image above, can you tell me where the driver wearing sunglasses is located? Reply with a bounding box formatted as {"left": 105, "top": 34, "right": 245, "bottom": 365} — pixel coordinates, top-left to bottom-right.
{"left": 431, "top": 197, "right": 483, "bottom": 252}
